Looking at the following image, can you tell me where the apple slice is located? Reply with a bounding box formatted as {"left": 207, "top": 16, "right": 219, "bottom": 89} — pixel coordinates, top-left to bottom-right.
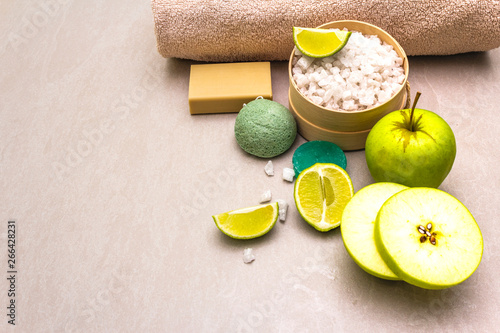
{"left": 375, "top": 188, "right": 483, "bottom": 289}
{"left": 341, "top": 182, "right": 408, "bottom": 280}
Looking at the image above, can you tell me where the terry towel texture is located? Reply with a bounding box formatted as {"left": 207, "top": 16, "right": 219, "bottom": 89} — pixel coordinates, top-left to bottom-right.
{"left": 152, "top": 0, "right": 500, "bottom": 62}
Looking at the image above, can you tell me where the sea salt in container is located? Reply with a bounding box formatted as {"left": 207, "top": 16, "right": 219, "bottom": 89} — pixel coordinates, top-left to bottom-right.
{"left": 288, "top": 20, "right": 410, "bottom": 150}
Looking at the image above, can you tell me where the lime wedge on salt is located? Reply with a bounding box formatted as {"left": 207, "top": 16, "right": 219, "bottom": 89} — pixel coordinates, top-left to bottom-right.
{"left": 293, "top": 141, "right": 347, "bottom": 175}
{"left": 293, "top": 27, "right": 352, "bottom": 58}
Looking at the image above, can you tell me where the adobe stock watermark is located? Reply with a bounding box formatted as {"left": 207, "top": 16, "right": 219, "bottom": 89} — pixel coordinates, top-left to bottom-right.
{"left": 179, "top": 160, "right": 241, "bottom": 220}
{"left": 405, "top": 285, "right": 469, "bottom": 327}
{"left": 8, "top": 0, "right": 73, "bottom": 52}
{"left": 235, "top": 245, "right": 335, "bottom": 332}
{"left": 51, "top": 65, "right": 162, "bottom": 182}
{"left": 64, "top": 266, "right": 131, "bottom": 333}
{"left": 406, "top": 246, "right": 489, "bottom": 327}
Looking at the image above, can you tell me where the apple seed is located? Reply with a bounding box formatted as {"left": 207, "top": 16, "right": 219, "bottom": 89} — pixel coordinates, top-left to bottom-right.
{"left": 417, "top": 223, "right": 437, "bottom": 246}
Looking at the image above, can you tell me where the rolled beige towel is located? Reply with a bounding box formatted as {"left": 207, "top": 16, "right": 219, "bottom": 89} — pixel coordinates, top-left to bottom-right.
{"left": 152, "top": 0, "right": 500, "bottom": 62}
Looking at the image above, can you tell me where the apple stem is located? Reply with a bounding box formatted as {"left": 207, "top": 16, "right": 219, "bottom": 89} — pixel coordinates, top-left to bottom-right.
{"left": 409, "top": 91, "right": 422, "bottom": 132}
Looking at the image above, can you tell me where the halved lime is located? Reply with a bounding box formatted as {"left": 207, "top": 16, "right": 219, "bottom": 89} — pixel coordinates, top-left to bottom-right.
{"left": 294, "top": 163, "right": 354, "bottom": 231}
{"left": 293, "top": 27, "right": 352, "bottom": 58}
{"left": 212, "top": 202, "right": 278, "bottom": 239}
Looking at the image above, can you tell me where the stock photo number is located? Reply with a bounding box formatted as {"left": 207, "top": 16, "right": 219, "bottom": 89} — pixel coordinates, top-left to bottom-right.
{"left": 7, "top": 220, "right": 17, "bottom": 325}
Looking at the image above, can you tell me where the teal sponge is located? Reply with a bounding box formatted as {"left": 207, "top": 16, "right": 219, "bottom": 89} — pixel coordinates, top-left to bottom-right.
{"left": 234, "top": 99, "right": 297, "bottom": 158}
{"left": 292, "top": 141, "right": 347, "bottom": 175}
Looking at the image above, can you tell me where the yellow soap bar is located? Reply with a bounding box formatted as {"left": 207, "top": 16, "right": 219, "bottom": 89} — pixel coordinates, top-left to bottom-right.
{"left": 188, "top": 62, "right": 273, "bottom": 114}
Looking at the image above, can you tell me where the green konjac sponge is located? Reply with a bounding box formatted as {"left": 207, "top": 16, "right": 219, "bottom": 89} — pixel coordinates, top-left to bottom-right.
{"left": 234, "top": 99, "right": 297, "bottom": 158}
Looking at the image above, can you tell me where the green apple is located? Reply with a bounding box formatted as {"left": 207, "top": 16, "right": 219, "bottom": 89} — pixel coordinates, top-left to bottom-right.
{"left": 375, "top": 187, "right": 483, "bottom": 289}
{"left": 365, "top": 93, "right": 456, "bottom": 188}
{"left": 341, "top": 182, "right": 408, "bottom": 280}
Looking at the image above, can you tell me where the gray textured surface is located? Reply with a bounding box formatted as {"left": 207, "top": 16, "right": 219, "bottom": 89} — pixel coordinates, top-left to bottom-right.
{"left": 1, "top": 1, "right": 499, "bottom": 332}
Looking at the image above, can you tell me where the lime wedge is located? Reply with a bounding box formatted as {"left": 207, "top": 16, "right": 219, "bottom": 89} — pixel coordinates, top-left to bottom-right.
{"left": 212, "top": 202, "right": 278, "bottom": 239}
{"left": 293, "top": 27, "right": 352, "bottom": 58}
{"left": 294, "top": 163, "right": 354, "bottom": 231}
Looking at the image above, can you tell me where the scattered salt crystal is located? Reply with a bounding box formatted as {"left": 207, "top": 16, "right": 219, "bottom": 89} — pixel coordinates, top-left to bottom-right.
{"left": 243, "top": 248, "right": 255, "bottom": 264}
{"left": 277, "top": 199, "right": 288, "bottom": 222}
{"left": 264, "top": 160, "right": 274, "bottom": 176}
{"left": 259, "top": 189, "right": 272, "bottom": 203}
{"left": 282, "top": 168, "right": 295, "bottom": 182}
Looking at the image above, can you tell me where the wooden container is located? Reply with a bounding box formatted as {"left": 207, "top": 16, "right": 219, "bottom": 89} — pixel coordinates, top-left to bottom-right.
{"left": 288, "top": 20, "right": 410, "bottom": 143}
{"left": 289, "top": 89, "right": 408, "bottom": 151}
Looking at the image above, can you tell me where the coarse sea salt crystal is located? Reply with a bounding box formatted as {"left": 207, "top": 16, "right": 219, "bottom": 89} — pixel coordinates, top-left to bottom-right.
{"left": 295, "top": 74, "right": 309, "bottom": 88}
{"left": 243, "top": 248, "right": 255, "bottom": 264}
{"left": 259, "top": 189, "right": 272, "bottom": 203}
{"left": 292, "top": 67, "right": 302, "bottom": 75}
{"left": 309, "top": 96, "right": 323, "bottom": 105}
{"left": 318, "top": 78, "right": 330, "bottom": 88}
{"left": 343, "top": 100, "right": 356, "bottom": 111}
{"left": 342, "top": 90, "right": 352, "bottom": 100}
{"left": 359, "top": 94, "right": 375, "bottom": 106}
{"left": 323, "top": 89, "right": 334, "bottom": 104}
{"left": 377, "top": 90, "right": 391, "bottom": 102}
{"left": 296, "top": 56, "right": 314, "bottom": 71}
{"left": 277, "top": 199, "right": 288, "bottom": 222}
{"left": 282, "top": 168, "right": 295, "bottom": 182}
{"left": 264, "top": 160, "right": 274, "bottom": 176}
